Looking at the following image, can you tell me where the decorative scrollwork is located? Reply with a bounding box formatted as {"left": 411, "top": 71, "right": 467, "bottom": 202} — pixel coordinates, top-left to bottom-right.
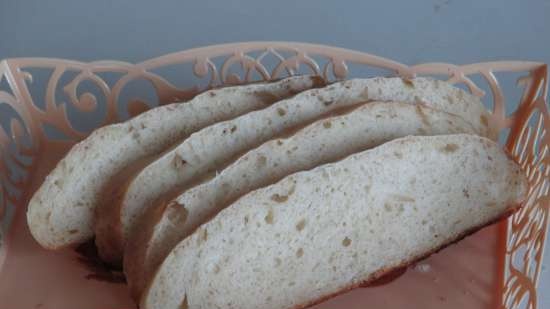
{"left": 0, "top": 42, "right": 547, "bottom": 308}
{"left": 0, "top": 61, "right": 35, "bottom": 251}
{"left": 503, "top": 88, "right": 549, "bottom": 309}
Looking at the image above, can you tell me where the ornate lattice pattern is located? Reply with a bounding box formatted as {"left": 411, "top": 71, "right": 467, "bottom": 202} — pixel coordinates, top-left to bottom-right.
{"left": 0, "top": 42, "right": 547, "bottom": 308}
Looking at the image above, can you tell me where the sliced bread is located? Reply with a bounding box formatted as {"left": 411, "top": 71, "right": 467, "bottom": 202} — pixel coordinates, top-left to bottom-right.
{"left": 141, "top": 134, "right": 526, "bottom": 309}
{"left": 107, "top": 77, "right": 493, "bottom": 265}
{"left": 124, "top": 101, "right": 477, "bottom": 300}
{"left": 26, "top": 75, "right": 321, "bottom": 249}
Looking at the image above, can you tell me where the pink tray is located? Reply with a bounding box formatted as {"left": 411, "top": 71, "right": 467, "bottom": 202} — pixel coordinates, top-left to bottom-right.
{"left": 0, "top": 42, "right": 547, "bottom": 309}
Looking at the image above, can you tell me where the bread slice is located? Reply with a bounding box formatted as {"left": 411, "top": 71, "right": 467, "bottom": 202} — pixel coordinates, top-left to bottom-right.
{"left": 26, "top": 75, "right": 322, "bottom": 249}
{"left": 141, "top": 134, "right": 526, "bottom": 309}
{"left": 106, "top": 77, "right": 493, "bottom": 265}
{"left": 124, "top": 101, "right": 477, "bottom": 299}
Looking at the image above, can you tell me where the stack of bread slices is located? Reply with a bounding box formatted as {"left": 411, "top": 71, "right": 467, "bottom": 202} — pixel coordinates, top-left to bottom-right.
{"left": 27, "top": 75, "right": 527, "bottom": 309}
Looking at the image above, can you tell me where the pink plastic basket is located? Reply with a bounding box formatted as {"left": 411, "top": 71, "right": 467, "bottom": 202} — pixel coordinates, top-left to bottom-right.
{"left": 0, "top": 42, "right": 547, "bottom": 309}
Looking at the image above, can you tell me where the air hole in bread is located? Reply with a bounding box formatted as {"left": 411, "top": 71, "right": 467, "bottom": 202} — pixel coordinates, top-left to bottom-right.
{"left": 320, "top": 96, "right": 334, "bottom": 106}
{"left": 401, "top": 78, "right": 414, "bottom": 88}
{"left": 342, "top": 237, "right": 352, "bottom": 247}
{"left": 270, "top": 194, "right": 288, "bottom": 203}
{"left": 196, "top": 229, "right": 208, "bottom": 246}
{"left": 480, "top": 114, "right": 489, "bottom": 127}
{"left": 296, "top": 219, "right": 306, "bottom": 231}
{"left": 440, "top": 143, "right": 459, "bottom": 153}
{"left": 256, "top": 155, "right": 267, "bottom": 168}
{"left": 172, "top": 153, "right": 187, "bottom": 169}
{"left": 255, "top": 91, "right": 279, "bottom": 104}
{"left": 274, "top": 257, "right": 282, "bottom": 267}
{"left": 296, "top": 248, "right": 304, "bottom": 258}
{"left": 131, "top": 130, "right": 140, "bottom": 141}
{"left": 167, "top": 202, "right": 188, "bottom": 225}
{"left": 277, "top": 107, "right": 287, "bottom": 116}
{"left": 397, "top": 204, "right": 405, "bottom": 214}
{"left": 179, "top": 295, "right": 188, "bottom": 309}
{"left": 53, "top": 179, "right": 63, "bottom": 189}
{"left": 265, "top": 210, "right": 274, "bottom": 224}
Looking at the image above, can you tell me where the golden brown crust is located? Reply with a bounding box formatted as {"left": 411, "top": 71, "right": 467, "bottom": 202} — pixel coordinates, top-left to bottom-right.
{"left": 124, "top": 198, "right": 171, "bottom": 301}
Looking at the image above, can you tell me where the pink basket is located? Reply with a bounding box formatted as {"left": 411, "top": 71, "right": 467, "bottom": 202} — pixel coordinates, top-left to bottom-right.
{"left": 0, "top": 42, "right": 547, "bottom": 309}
